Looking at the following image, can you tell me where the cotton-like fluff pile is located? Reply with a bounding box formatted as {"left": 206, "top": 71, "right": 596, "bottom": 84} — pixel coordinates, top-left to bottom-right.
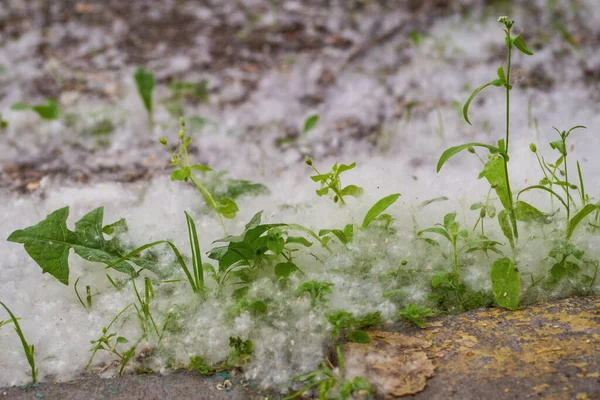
{"left": 1, "top": 1, "right": 600, "bottom": 391}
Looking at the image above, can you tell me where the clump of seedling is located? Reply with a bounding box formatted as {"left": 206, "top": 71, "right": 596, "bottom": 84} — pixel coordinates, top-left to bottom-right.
{"left": 0, "top": 301, "right": 37, "bottom": 383}
{"left": 319, "top": 193, "right": 401, "bottom": 246}
{"left": 306, "top": 157, "right": 363, "bottom": 205}
{"left": 296, "top": 280, "right": 335, "bottom": 306}
{"left": 134, "top": 67, "right": 155, "bottom": 127}
{"left": 11, "top": 98, "right": 60, "bottom": 120}
{"left": 228, "top": 336, "right": 254, "bottom": 367}
{"left": 398, "top": 304, "right": 435, "bottom": 328}
{"left": 207, "top": 211, "right": 327, "bottom": 297}
{"left": 285, "top": 346, "right": 375, "bottom": 400}
{"left": 87, "top": 304, "right": 142, "bottom": 375}
{"left": 161, "top": 118, "right": 239, "bottom": 233}
{"left": 327, "top": 310, "right": 381, "bottom": 344}
{"left": 163, "top": 79, "right": 210, "bottom": 117}
{"left": 419, "top": 212, "right": 505, "bottom": 309}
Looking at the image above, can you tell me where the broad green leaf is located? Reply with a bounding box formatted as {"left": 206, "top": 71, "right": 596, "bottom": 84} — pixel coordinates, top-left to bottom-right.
{"left": 343, "top": 224, "right": 354, "bottom": 243}
{"left": 550, "top": 261, "right": 580, "bottom": 279}
{"left": 267, "top": 236, "right": 285, "bottom": 255}
{"left": 512, "top": 35, "right": 534, "bottom": 56}
{"left": 31, "top": 99, "right": 59, "bottom": 120}
{"left": 274, "top": 262, "right": 298, "bottom": 279}
{"left": 514, "top": 201, "right": 551, "bottom": 225}
{"left": 340, "top": 185, "right": 363, "bottom": 198}
{"left": 549, "top": 140, "right": 566, "bottom": 156}
{"left": 443, "top": 213, "right": 456, "bottom": 230}
{"left": 247, "top": 300, "right": 267, "bottom": 315}
{"left": 171, "top": 168, "right": 190, "bottom": 181}
{"left": 549, "top": 242, "right": 584, "bottom": 261}
{"left": 497, "top": 64, "right": 506, "bottom": 82}
{"left": 362, "top": 193, "right": 401, "bottom": 228}
{"left": 463, "top": 80, "right": 503, "bottom": 125}
{"left": 191, "top": 164, "right": 212, "bottom": 172}
{"left": 116, "top": 337, "right": 129, "bottom": 344}
{"left": 303, "top": 114, "right": 319, "bottom": 134}
{"left": 331, "top": 230, "right": 349, "bottom": 244}
{"left": 418, "top": 227, "right": 451, "bottom": 242}
{"left": 470, "top": 202, "right": 484, "bottom": 210}
{"left": 286, "top": 236, "right": 312, "bottom": 247}
{"left": 420, "top": 237, "right": 440, "bottom": 247}
{"left": 491, "top": 257, "right": 520, "bottom": 310}
{"left": 479, "top": 154, "right": 511, "bottom": 211}
{"left": 208, "top": 171, "right": 269, "bottom": 201}
{"left": 102, "top": 218, "right": 129, "bottom": 235}
{"left": 310, "top": 174, "right": 329, "bottom": 183}
{"left": 11, "top": 102, "right": 30, "bottom": 111}
{"left": 337, "top": 163, "right": 356, "bottom": 174}
{"left": 498, "top": 209, "right": 514, "bottom": 249}
{"left": 437, "top": 142, "right": 501, "bottom": 172}
{"left": 216, "top": 198, "right": 239, "bottom": 219}
{"left": 133, "top": 67, "right": 155, "bottom": 114}
{"left": 7, "top": 207, "right": 162, "bottom": 285}
{"left": 316, "top": 187, "right": 329, "bottom": 196}
{"left": 566, "top": 203, "right": 599, "bottom": 239}
{"left": 346, "top": 330, "right": 371, "bottom": 344}
{"left": 12, "top": 99, "right": 59, "bottom": 120}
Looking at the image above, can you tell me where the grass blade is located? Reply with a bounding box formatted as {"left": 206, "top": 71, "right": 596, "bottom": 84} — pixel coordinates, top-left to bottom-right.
{"left": 185, "top": 211, "right": 204, "bottom": 292}
{"left": 567, "top": 203, "right": 600, "bottom": 239}
{"left": 0, "top": 301, "right": 37, "bottom": 383}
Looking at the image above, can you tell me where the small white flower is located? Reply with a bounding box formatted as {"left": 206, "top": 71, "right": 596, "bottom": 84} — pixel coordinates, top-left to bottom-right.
{"left": 498, "top": 16, "right": 507, "bottom": 23}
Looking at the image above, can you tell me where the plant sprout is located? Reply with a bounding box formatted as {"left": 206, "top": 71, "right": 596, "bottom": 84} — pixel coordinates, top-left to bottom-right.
{"left": 0, "top": 301, "right": 37, "bottom": 383}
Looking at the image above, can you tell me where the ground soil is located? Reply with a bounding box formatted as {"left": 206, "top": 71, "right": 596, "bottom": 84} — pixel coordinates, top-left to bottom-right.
{"left": 1, "top": 296, "right": 598, "bottom": 399}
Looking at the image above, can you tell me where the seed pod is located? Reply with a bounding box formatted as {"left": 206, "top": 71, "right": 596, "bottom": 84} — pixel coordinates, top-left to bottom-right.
{"left": 480, "top": 208, "right": 487, "bottom": 218}
{"left": 305, "top": 157, "right": 313, "bottom": 166}
{"left": 529, "top": 143, "right": 537, "bottom": 153}
{"left": 159, "top": 137, "right": 168, "bottom": 145}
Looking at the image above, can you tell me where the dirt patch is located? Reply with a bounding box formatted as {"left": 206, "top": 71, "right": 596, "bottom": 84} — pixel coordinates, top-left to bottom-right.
{"left": 1, "top": 296, "right": 598, "bottom": 399}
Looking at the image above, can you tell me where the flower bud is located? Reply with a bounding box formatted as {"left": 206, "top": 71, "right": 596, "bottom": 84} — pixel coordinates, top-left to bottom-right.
{"left": 159, "top": 137, "right": 168, "bottom": 145}
{"left": 305, "top": 157, "right": 313, "bottom": 166}
{"left": 178, "top": 129, "right": 185, "bottom": 140}
{"left": 529, "top": 143, "right": 537, "bottom": 152}
{"left": 467, "top": 146, "right": 475, "bottom": 154}
{"left": 401, "top": 259, "right": 408, "bottom": 266}
{"left": 179, "top": 116, "right": 185, "bottom": 127}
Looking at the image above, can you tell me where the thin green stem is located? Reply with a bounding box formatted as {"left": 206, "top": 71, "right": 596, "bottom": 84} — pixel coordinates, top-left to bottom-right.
{"left": 577, "top": 161, "right": 586, "bottom": 205}
{"left": 452, "top": 238, "right": 459, "bottom": 278}
{"left": 504, "top": 32, "right": 518, "bottom": 239}
{"left": 563, "top": 137, "right": 570, "bottom": 221}
{"left": 189, "top": 174, "right": 226, "bottom": 234}
{"left": 535, "top": 152, "right": 553, "bottom": 208}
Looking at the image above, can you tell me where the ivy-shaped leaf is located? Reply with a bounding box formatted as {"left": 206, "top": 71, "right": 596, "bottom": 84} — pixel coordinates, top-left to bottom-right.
{"left": 7, "top": 207, "right": 162, "bottom": 285}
